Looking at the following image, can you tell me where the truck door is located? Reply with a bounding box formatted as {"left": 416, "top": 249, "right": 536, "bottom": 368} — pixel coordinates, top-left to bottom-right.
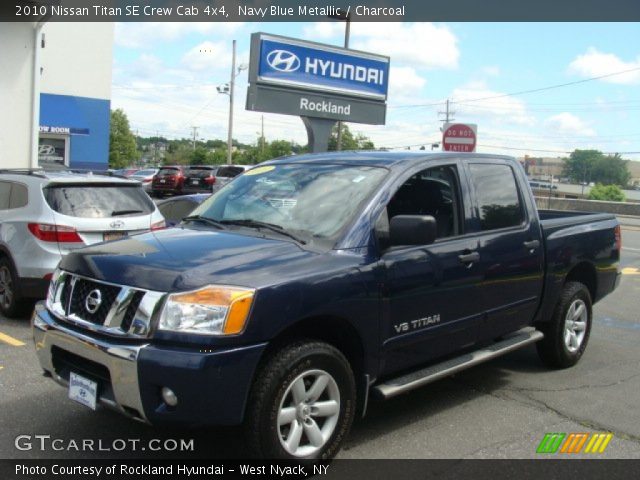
{"left": 465, "top": 161, "right": 544, "bottom": 341}
{"left": 379, "top": 163, "right": 484, "bottom": 376}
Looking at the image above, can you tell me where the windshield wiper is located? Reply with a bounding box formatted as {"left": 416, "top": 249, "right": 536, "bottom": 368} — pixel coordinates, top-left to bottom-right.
{"left": 111, "top": 209, "right": 143, "bottom": 216}
{"left": 182, "top": 215, "right": 226, "bottom": 230}
{"left": 220, "top": 219, "right": 307, "bottom": 244}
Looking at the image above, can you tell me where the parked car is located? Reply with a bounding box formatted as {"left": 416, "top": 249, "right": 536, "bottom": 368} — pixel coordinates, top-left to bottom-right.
{"left": 157, "top": 194, "right": 209, "bottom": 227}
{"left": 0, "top": 169, "right": 165, "bottom": 317}
{"left": 112, "top": 168, "right": 139, "bottom": 177}
{"left": 211, "top": 164, "right": 251, "bottom": 192}
{"left": 182, "top": 166, "right": 218, "bottom": 194}
{"left": 129, "top": 168, "right": 159, "bottom": 193}
{"left": 33, "top": 152, "right": 620, "bottom": 459}
{"left": 151, "top": 166, "right": 185, "bottom": 197}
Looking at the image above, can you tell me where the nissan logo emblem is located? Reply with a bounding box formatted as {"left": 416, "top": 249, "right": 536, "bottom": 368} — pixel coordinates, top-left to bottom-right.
{"left": 266, "top": 50, "right": 300, "bottom": 73}
{"left": 84, "top": 289, "right": 102, "bottom": 314}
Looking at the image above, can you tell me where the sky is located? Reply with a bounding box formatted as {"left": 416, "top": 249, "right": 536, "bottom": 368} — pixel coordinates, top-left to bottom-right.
{"left": 111, "top": 22, "right": 640, "bottom": 160}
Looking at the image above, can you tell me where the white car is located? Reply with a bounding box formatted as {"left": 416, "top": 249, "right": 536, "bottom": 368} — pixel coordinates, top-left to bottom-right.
{"left": 0, "top": 169, "right": 165, "bottom": 317}
{"left": 129, "top": 168, "right": 159, "bottom": 193}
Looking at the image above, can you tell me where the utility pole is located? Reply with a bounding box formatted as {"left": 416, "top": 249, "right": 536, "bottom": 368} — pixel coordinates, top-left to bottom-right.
{"left": 261, "top": 115, "right": 265, "bottom": 155}
{"left": 191, "top": 126, "right": 199, "bottom": 150}
{"left": 331, "top": 10, "right": 350, "bottom": 151}
{"left": 227, "top": 39, "right": 236, "bottom": 165}
{"left": 438, "top": 99, "right": 455, "bottom": 128}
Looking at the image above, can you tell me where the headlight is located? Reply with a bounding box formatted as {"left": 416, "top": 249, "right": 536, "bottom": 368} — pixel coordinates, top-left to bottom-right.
{"left": 46, "top": 268, "right": 63, "bottom": 311}
{"left": 158, "top": 285, "right": 255, "bottom": 335}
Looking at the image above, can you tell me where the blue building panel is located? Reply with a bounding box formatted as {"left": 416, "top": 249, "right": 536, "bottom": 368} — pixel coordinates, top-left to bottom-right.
{"left": 40, "top": 93, "right": 110, "bottom": 170}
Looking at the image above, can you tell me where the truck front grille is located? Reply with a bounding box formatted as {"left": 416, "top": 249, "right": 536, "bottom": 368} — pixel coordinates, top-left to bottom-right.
{"left": 49, "top": 271, "right": 164, "bottom": 338}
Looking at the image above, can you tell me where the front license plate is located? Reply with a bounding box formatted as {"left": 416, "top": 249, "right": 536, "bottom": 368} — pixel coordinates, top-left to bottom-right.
{"left": 103, "top": 231, "right": 127, "bottom": 242}
{"left": 69, "top": 372, "right": 98, "bottom": 410}
{"left": 160, "top": 179, "right": 166, "bottom": 183}
{"left": 192, "top": 180, "right": 199, "bottom": 185}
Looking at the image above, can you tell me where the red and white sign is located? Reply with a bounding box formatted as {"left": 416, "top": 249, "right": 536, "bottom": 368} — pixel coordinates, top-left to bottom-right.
{"left": 442, "top": 123, "right": 477, "bottom": 153}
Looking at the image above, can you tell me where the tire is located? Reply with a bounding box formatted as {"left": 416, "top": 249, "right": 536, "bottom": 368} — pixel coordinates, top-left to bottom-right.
{"left": 536, "top": 281, "right": 592, "bottom": 369}
{"left": 244, "top": 341, "right": 356, "bottom": 460}
{"left": 0, "top": 256, "right": 28, "bottom": 318}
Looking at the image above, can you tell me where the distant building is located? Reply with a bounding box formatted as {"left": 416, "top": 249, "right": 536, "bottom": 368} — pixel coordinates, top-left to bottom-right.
{"left": 520, "top": 156, "right": 565, "bottom": 180}
{"left": 0, "top": 18, "right": 113, "bottom": 171}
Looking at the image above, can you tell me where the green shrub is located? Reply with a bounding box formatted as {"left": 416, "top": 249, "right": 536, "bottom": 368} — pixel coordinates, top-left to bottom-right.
{"left": 587, "top": 184, "right": 625, "bottom": 202}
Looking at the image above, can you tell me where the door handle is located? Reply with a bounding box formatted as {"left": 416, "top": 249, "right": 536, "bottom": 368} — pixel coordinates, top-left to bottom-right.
{"left": 458, "top": 251, "right": 480, "bottom": 264}
{"left": 523, "top": 240, "right": 540, "bottom": 250}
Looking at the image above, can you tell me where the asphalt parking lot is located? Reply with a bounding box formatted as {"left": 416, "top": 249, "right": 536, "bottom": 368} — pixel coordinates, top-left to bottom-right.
{"left": 1, "top": 224, "right": 639, "bottom": 460}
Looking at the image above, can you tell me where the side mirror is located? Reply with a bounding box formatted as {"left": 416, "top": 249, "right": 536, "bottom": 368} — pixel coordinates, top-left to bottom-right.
{"left": 389, "top": 215, "right": 437, "bottom": 246}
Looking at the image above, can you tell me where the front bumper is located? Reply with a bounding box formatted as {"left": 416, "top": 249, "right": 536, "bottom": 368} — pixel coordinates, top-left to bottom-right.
{"left": 32, "top": 303, "right": 267, "bottom": 426}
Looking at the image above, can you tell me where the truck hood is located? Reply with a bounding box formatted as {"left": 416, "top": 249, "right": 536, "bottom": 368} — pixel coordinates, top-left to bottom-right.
{"left": 59, "top": 227, "right": 316, "bottom": 292}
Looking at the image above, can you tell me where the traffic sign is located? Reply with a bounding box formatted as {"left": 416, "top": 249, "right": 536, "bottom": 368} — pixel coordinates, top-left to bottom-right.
{"left": 442, "top": 123, "right": 477, "bottom": 152}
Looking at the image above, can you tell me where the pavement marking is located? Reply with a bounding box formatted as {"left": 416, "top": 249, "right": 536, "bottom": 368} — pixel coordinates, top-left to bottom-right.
{"left": 622, "top": 268, "right": 640, "bottom": 275}
{"left": 0, "top": 331, "right": 25, "bottom": 347}
{"left": 623, "top": 247, "right": 640, "bottom": 252}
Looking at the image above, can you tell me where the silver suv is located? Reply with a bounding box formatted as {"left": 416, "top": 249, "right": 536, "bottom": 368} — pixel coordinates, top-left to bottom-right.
{"left": 0, "top": 169, "right": 165, "bottom": 317}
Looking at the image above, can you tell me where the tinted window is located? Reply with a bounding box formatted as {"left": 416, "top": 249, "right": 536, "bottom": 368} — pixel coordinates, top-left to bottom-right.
{"left": 158, "top": 168, "right": 180, "bottom": 176}
{"left": 187, "top": 167, "right": 216, "bottom": 178}
{"left": 216, "top": 166, "right": 245, "bottom": 178}
{"left": 387, "top": 165, "right": 461, "bottom": 239}
{"left": 469, "top": 164, "right": 524, "bottom": 230}
{"left": 172, "top": 200, "right": 198, "bottom": 220}
{"left": 134, "top": 169, "right": 157, "bottom": 176}
{"left": 9, "top": 183, "right": 28, "bottom": 209}
{"left": 44, "top": 184, "right": 155, "bottom": 218}
{"left": 0, "top": 182, "right": 11, "bottom": 209}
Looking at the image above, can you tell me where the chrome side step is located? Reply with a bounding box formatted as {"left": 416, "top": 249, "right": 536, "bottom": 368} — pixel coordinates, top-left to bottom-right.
{"left": 373, "top": 328, "right": 544, "bottom": 399}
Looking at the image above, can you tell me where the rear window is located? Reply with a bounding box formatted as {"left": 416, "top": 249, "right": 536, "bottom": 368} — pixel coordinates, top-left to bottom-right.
{"left": 44, "top": 184, "right": 155, "bottom": 218}
{"left": 187, "top": 167, "right": 216, "bottom": 178}
{"left": 158, "top": 168, "right": 180, "bottom": 176}
{"left": 469, "top": 164, "right": 524, "bottom": 230}
{"left": 135, "top": 169, "right": 157, "bottom": 176}
{"left": 216, "top": 166, "right": 245, "bottom": 178}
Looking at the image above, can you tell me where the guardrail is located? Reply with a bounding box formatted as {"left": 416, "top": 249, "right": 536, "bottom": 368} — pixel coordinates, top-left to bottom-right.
{"left": 534, "top": 196, "right": 640, "bottom": 216}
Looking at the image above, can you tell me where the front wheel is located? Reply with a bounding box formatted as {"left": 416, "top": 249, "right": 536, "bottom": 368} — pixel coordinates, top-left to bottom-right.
{"left": 536, "top": 281, "right": 592, "bottom": 368}
{"left": 244, "top": 341, "right": 356, "bottom": 460}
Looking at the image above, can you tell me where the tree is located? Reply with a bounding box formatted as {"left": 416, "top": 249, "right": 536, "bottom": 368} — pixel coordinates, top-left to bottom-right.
{"left": 562, "top": 149, "right": 630, "bottom": 186}
{"left": 588, "top": 184, "right": 625, "bottom": 202}
{"left": 109, "top": 109, "right": 139, "bottom": 168}
{"left": 328, "top": 123, "right": 375, "bottom": 151}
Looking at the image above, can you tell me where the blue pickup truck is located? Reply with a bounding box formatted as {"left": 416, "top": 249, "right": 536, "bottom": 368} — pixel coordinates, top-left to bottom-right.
{"left": 33, "top": 152, "right": 621, "bottom": 459}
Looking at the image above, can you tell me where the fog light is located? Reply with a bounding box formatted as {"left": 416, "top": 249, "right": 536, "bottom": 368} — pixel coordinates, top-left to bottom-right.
{"left": 161, "top": 387, "right": 178, "bottom": 407}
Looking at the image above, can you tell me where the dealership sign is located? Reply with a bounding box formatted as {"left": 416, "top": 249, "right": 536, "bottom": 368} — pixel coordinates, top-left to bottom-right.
{"left": 247, "top": 33, "right": 389, "bottom": 126}
{"left": 40, "top": 125, "right": 90, "bottom": 135}
{"left": 257, "top": 37, "right": 389, "bottom": 100}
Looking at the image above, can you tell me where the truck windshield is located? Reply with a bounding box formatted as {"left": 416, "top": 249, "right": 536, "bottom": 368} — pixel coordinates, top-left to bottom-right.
{"left": 189, "top": 163, "right": 387, "bottom": 244}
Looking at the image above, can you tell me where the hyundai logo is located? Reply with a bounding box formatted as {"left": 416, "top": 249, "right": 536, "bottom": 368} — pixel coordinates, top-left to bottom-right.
{"left": 84, "top": 289, "right": 102, "bottom": 314}
{"left": 109, "top": 220, "right": 124, "bottom": 229}
{"left": 266, "top": 50, "right": 300, "bottom": 72}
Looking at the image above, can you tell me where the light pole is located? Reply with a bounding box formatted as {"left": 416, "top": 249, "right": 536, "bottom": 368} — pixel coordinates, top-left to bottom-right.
{"left": 217, "top": 40, "right": 247, "bottom": 165}
{"left": 328, "top": 9, "right": 351, "bottom": 151}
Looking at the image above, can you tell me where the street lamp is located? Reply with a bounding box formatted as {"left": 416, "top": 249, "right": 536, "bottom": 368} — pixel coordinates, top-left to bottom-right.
{"left": 328, "top": 8, "right": 351, "bottom": 151}
{"left": 219, "top": 40, "right": 248, "bottom": 165}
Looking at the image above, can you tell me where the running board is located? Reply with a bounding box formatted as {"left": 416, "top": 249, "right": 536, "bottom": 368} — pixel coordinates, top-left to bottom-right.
{"left": 373, "top": 328, "right": 544, "bottom": 399}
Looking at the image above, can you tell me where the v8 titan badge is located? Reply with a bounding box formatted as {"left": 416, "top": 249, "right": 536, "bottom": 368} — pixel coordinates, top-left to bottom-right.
{"left": 69, "top": 372, "right": 98, "bottom": 410}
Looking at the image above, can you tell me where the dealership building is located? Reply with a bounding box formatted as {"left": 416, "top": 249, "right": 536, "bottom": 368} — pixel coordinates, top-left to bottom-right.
{"left": 0, "top": 20, "right": 113, "bottom": 171}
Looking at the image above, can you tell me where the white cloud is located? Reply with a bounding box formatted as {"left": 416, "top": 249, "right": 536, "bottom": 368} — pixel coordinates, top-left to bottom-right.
{"left": 544, "top": 113, "right": 596, "bottom": 137}
{"left": 451, "top": 81, "right": 535, "bottom": 126}
{"left": 568, "top": 48, "right": 640, "bottom": 85}
{"left": 302, "top": 22, "right": 459, "bottom": 70}
{"left": 115, "top": 22, "right": 245, "bottom": 49}
{"left": 481, "top": 66, "right": 500, "bottom": 77}
{"left": 389, "top": 66, "right": 426, "bottom": 99}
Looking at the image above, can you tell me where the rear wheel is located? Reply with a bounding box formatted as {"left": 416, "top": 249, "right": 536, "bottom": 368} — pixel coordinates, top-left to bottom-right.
{"left": 0, "top": 257, "right": 28, "bottom": 318}
{"left": 536, "top": 281, "right": 592, "bottom": 368}
{"left": 244, "top": 341, "right": 356, "bottom": 460}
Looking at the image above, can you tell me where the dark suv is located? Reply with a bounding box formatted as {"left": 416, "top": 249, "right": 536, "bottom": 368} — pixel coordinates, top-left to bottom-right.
{"left": 182, "top": 166, "right": 217, "bottom": 194}
{"left": 151, "top": 166, "right": 185, "bottom": 197}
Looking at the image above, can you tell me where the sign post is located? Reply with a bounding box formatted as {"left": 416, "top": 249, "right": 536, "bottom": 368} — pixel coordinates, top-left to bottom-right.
{"left": 246, "top": 33, "right": 389, "bottom": 152}
{"left": 442, "top": 123, "right": 477, "bottom": 153}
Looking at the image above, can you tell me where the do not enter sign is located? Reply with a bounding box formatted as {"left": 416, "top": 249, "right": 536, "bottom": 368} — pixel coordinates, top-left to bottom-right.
{"left": 442, "top": 123, "right": 477, "bottom": 152}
